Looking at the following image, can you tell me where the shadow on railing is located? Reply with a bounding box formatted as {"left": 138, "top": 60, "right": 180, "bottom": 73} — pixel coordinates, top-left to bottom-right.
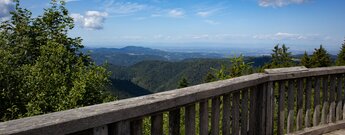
{"left": 1, "top": 66, "right": 345, "bottom": 135}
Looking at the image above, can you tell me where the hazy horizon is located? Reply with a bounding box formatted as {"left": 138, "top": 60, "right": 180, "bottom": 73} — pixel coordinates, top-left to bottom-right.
{"left": 1, "top": 0, "right": 344, "bottom": 51}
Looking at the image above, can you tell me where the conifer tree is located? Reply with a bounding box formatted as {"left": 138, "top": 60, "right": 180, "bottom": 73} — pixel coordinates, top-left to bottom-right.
{"left": 336, "top": 39, "right": 345, "bottom": 66}
{"left": 178, "top": 77, "right": 189, "bottom": 88}
{"left": 264, "top": 44, "right": 294, "bottom": 68}
{"left": 301, "top": 51, "right": 312, "bottom": 68}
{"left": 204, "top": 72, "right": 216, "bottom": 83}
{"left": 310, "top": 45, "right": 332, "bottom": 67}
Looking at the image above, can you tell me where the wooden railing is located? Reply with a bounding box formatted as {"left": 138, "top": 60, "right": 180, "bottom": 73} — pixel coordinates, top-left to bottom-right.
{"left": 1, "top": 66, "right": 345, "bottom": 135}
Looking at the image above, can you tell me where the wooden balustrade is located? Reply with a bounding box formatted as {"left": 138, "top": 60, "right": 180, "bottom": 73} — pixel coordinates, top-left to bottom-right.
{"left": 2, "top": 66, "right": 345, "bottom": 135}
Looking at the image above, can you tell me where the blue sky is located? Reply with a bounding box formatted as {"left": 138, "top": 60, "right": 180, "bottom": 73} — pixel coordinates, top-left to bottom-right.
{"left": 1, "top": 0, "right": 345, "bottom": 51}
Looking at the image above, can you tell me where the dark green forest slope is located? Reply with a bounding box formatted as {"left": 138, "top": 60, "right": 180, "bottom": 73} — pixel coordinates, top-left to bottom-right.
{"left": 106, "top": 56, "right": 272, "bottom": 98}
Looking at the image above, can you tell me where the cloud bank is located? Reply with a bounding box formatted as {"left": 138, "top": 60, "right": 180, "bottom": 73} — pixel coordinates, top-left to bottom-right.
{"left": 0, "top": 0, "right": 14, "bottom": 21}
{"left": 168, "top": 9, "right": 184, "bottom": 17}
{"left": 71, "top": 11, "right": 108, "bottom": 30}
{"left": 259, "top": 0, "right": 308, "bottom": 7}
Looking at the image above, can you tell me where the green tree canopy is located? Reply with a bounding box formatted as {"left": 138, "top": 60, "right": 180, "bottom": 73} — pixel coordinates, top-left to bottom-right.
{"left": 310, "top": 45, "right": 332, "bottom": 67}
{"left": 0, "top": 0, "right": 114, "bottom": 121}
{"left": 210, "top": 55, "right": 252, "bottom": 81}
{"left": 300, "top": 51, "right": 312, "bottom": 68}
{"left": 178, "top": 77, "right": 189, "bottom": 88}
{"left": 264, "top": 44, "right": 294, "bottom": 69}
{"left": 336, "top": 39, "right": 345, "bottom": 66}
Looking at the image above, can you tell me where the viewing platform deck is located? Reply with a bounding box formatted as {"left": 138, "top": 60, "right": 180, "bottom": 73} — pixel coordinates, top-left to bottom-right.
{"left": 2, "top": 66, "right": 345, "bottom": 135}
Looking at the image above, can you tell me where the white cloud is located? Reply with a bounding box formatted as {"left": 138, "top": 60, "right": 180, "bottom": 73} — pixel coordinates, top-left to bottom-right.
{"left": 168, "top": 9, "right": 184, "bottom": 17}
{"left": 104, "top": 1, "right": 147, "bottom": 14}
{"left": 259, "top": 0, "right": 308, "bottom": 7}
{"left": 253, "top": 32, "right": 308, "bottom": 40}
{"left": 71, "top": 11, "right": 108, "bottom": 30}
{"left": 0, "top": 0, "right": 14, "bottom": 21}
{"left": 196, "top": 8, "right": 221, "bottom": 17}
{"left": 204, "top": 20, "right": 219, "bottom": 25}
{"left": 65, "top": 0, "right": 80, "bottom": 2}
{"left": 197, "top": 11, "right": 212, "bottom": 17}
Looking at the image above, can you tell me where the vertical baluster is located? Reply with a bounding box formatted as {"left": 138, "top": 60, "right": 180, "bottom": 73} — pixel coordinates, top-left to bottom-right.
{"left": 313, "top": 77, "right": 321, "bottom": 126}
{"left": 321, "top": 75, "right": 329, "bottom": 124}
{"left": 131, "top": 119, "right": 143, "bottom": 135}
{"left": 94, "top": 125, "right": 108, "bottom": 135}
{"left": 336, "top": 74, "right": 343, "bottom": 121}
{"left": 305, "top": 77, "right": 312, "bottom": 128}
{"left": 330, "top": 75, "right": 336, "bottom": 123}
{"left": 222, "top": 94, "right": 231, "bottom": 135}
{"left": 241, "top": 88, "right": 249, "bottom": 135}
{"left": 169, "top": 108, "right": 180, "bottom": 135}
{"left": 232, "top": 91, "right": 240, "bottom": 135}
{"left": 259, "top": 84, "right": 267, "bottom": 135}
{"left": 185, "top": 104, "right": 196, "bottom": 135}
{"left": 342, "top": 74, "right": 345, "bottom": 120}
{"left": 287, "top": 80, "right": 295, "bottom": 133}
{"left": 211, "top": 97, "right": 220, "bottom": 135}
{"left": 115, "top": 121, "right": 130, "bottom": 135}
{"left": 199, "top": 100, "right": 209, "bottom": 135}
{"left": 296, "top": 78, "right": 304, "bottom": 130}
{"left": 266, "top": 82, "right": 274, "bottom": 135}
{"left": 249, "top": 86, "right": 258, "bottom": 135}
{"left": 278, "top": 80, "right": 286, "bottom": 134}
{"left": 151, "top": 113, "right": 163, "bottom": 135}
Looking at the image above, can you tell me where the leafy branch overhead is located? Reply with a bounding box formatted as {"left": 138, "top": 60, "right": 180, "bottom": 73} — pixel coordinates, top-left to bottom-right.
{"left": 0, "top": 0, "right": 114, "bottom": 121}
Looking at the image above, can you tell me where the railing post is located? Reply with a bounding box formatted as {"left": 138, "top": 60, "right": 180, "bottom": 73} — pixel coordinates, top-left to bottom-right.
{"left": 169, "top": 108, "right": 180, "bottom": 135}
{"left": 199, "top": 100, "right": 209, "bottom": 135}
{"left": 266, "top": 82, "right": 274, "bottom": 135}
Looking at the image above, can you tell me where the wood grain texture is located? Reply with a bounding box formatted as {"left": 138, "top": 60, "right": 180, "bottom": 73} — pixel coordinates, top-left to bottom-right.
{"left": 232, "top": 92, "right": 240, "bottom": 135}
{"left": 297, "top": 78, "right": 304, "bottom": 130}
{"left": 259, "top": 84, "right": 267, "bottom": 135}
{"left": 278, "top": 80, "right": 286, "bottom": 134}
{"left": 314, "top": 77, "right": 321, "bottom": 127}
{"left": 222, "top": 94, "right": 231, "bottom": 135}
{"left": 336, "top": 74, "right": 343, "bottom": 121}
{"left": 264, "top": 66, "right": 308, "bottom": 74}
{"left": 287, "top": 120, "right": 345, "bottom": 135}
{"left": 211, "top": 97, "right": 220, "bottom": 135}
{"left": 199, "top": 100, "right": 208, "bottom": 135}
{"left": 305, "top": 77, "right": 312, "bottom": 128}
{"left": 265, "top": 82, "right": 274, "bottom": 135}
{"left": 169, "top": 109, "right": 180, "bottom": 135}
{"left": 151, "top": 114, "right": 163, "bottom": 135}
{"left": 185, "top": 104, "right": 196, "bottom": 135}
{"left": 249, "top": 86, "right": 258, "bottom": 135}
{"left": 93, "top": 125, "right": 108, "bottom": 135}
{"left": 241, "top": 89, "right": 249, "bottom": 135}
{"left": 330, "top": 75, "right": 337, "bottom": 123}
{"left": 322, "top": 75, "right": 329, "bottom": 125}
{"left": 130, "top": 119, "right": 142, "bottom": 135}
{"left": 288, "top": 80, "right": 296, "bottom": 133}
{"left": 115, "top": 121, "right": 130, "bottom": 135}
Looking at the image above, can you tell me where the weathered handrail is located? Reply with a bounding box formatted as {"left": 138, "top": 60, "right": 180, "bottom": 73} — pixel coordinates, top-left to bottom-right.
{"left": 1, "top": 66, "right": 345, "bottom": 135}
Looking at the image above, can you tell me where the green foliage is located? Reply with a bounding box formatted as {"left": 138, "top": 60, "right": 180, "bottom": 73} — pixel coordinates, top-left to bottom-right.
{"left": 204, "top": 72, "right": 216, "bottom": 83}
{"left": 0, "top": 0, "right": 114, "bottom": 121}
{"left": 264, "top": 44, "right": 294, "bottom": 68}
{"left": 310, "top": 45, "right": 332, "bottom": 67}
{"left": 336, "top": 39, "right": 345, "bottom": 66}
{"left": 300, "top": 51, "right": 312, "bottom": 68}
{"left": 178, "top": 77, "right": 189, "bottom": 88}
{"left": 210, "top": 55, "right": 253, "bottom": 81}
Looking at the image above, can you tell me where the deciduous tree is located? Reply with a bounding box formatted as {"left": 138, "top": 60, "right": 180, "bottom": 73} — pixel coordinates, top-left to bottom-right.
{"left": 0, "top": 0, "right": 114, "bottom": 121}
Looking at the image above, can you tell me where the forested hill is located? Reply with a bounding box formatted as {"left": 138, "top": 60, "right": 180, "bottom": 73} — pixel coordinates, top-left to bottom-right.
{"left": 84, "top": 46, "right": 224, "bottom": 66}
{"left": 106, "top": 56, "right": 272, "bottom": 98}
